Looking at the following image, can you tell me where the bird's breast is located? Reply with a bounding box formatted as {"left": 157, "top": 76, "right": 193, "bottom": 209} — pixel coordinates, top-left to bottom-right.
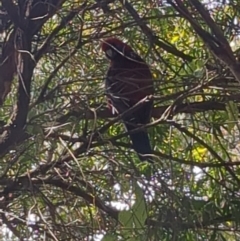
{"left": 106, "top": 66, "right": 153, "bottom": 104}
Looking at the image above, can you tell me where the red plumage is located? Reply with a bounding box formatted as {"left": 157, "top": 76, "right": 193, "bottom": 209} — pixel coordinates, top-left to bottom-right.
{"left": 101, "top": 38, "right": 132, "bottom": 53}
{"left": 101, "top": 37, "right": 154, "bottom": 162}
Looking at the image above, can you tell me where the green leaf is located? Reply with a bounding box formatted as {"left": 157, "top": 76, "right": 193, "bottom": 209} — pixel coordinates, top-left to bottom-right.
{"left": 132, "top": 181, "right": 147, "bottom": 229}
{"left": 101, "top": 234, "right": 117, "bottom": 241}
{"left": 226, "top": 101, "right": 239, "bottom": 132}
{"left": 119, "top": 210, "right": 133, "bottom": 228}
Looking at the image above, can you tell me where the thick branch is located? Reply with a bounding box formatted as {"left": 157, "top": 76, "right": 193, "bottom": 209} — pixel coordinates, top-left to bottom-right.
{"left": 0, "top": 31, "right": 34, "bottom": 155}
{"left": 38, "top": 177, "right": 119, "bottom": 220}
{"left": 29, "top": 0, "right": 67, "bottom": 35}
{"left": 0, "top": 0, "right": 66, "bottom": 106}
{"left": 57, "top": 100, "right": 227, "bottom": 122}
{"left": 1, "top": 0, "right": 24, "bottom": 29}
{"left": 0, "top": 0, "right": 68, "bottom": 154}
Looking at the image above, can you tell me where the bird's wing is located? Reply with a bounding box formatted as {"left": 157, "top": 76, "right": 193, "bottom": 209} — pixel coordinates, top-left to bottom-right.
{"left": 105, "top": 65, "right": 153, "bottom": 119}
{"left": 105, "top": 68, "right": 132, "bottom": 115}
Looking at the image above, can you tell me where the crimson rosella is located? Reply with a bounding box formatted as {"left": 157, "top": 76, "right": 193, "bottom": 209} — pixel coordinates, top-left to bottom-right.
{"left": 101, "top": 37, "right": 154, "bottom": 162}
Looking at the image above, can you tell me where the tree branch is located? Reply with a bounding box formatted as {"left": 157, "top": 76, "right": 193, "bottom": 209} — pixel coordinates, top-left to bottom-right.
{"left": 1, "top": 0, "right": 24, "bottom": 29}
{"left": 120, "top": 0, "right": 193, "bottom": 61}
{"left": 167, "top": 0, "right": 240, "bottom": 84}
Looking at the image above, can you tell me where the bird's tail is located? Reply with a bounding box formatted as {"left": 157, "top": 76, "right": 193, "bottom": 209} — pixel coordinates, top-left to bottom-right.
{"left": 126, "top": 125, "right": 153, "bottom": 162}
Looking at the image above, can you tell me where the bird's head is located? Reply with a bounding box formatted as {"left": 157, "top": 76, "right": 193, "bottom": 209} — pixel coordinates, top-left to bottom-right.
{"left": 101, "top": 37, "right": 133, "bottom": 60}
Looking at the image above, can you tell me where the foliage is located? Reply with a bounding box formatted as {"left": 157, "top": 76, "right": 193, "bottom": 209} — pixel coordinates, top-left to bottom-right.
{"left": 0, "top": 0, "right": 240, "bottom": 240}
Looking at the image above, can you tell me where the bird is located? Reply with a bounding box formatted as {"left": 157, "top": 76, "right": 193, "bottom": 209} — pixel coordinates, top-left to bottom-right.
{"left": 101, "top": 37, "right": 154, "bottom": 162}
